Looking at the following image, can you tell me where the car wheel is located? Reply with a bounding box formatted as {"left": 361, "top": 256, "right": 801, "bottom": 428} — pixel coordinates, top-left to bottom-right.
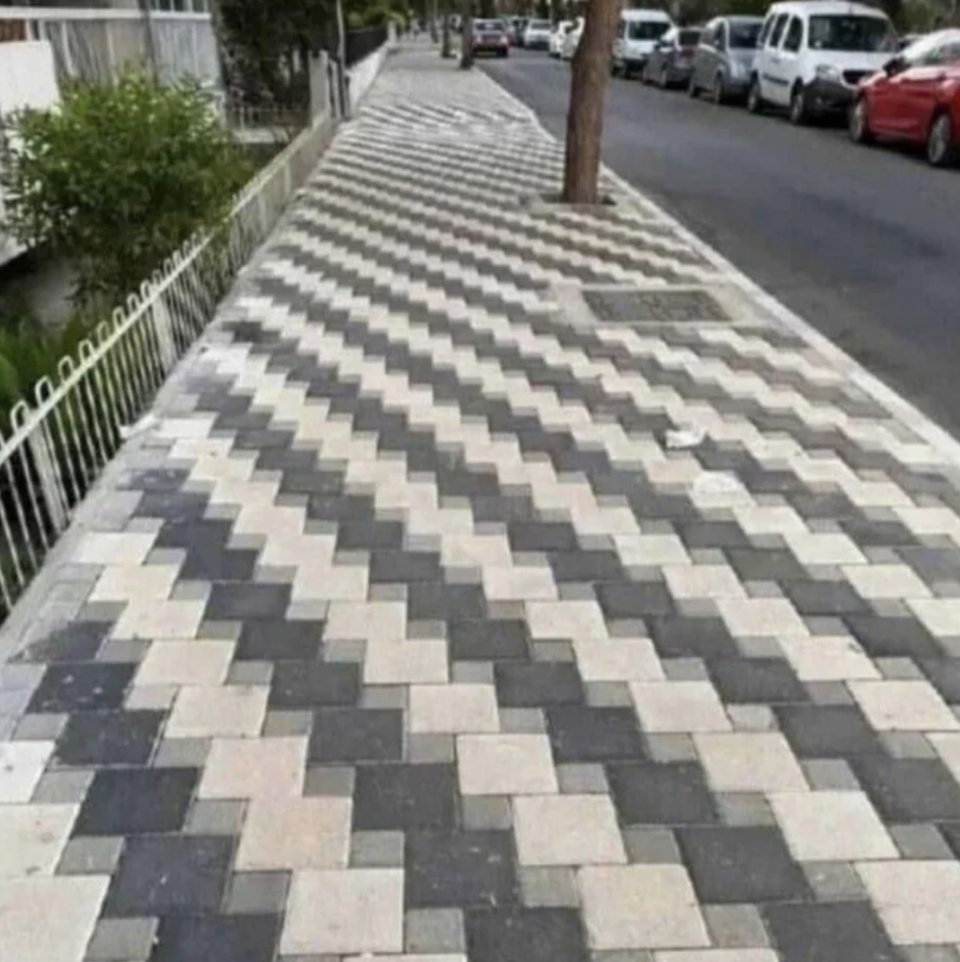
{"left": 623, "top": 63, "right": 633, "bottom": 79}
{"left": 687, "top": 74, "right": 699, "bottom": 98}
{"left": 789, "top": 84, "right": 809, "bottom": 125}
{"left": 927, "top": 112, "right": 960, "bottom": 168}
{"left": 848, "top": 97, "right": 874, "bottom": 145}
{"left": 746, "top": 76, "right": 763, "bottom": 114}
{"left": 713, "top": 72, "right": 726, "bottom": 105}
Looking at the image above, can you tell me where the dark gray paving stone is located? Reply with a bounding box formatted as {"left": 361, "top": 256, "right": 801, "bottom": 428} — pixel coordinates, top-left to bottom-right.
{"left": 607, "top": 761, "right": 718, "bottom": 825}
{"left": 370, "top": 550, "right": 444, "bottom": 583}
{"left": 466, "top": 907, "right": 589, "bottom": 962}
{"left": 151, "top": 914, "right": 280, "bottom": 962}
{"left": 180, "top": 548, "right": 259, "bottom": 582}
{"left": 546, "top": 706, "right": 646, "bottom": 763}
{"left": 268, "top": 661, "right": 359, "bottom": 708}
{"left": 75, "top": 767, "right": 198, "bottom": 836}
{"left": 675, "top": 521, "right": 750, "bottom": 549}
{"left": 918, "top": 659, "right": 960, "bottom": 703}
{"left": 336, "top": 520, "right": 405, "bottom": 550}
{"left": 783, "top": 581, "right": 869, "bottom": 616}
{"left": 353, "top": 764, "right": 457, "bottom": 831}
{"left": 409, "top": 583, "right": 487, "bottom": 622}
{"left": 852, "top": 756, "right": 960, "bottom": 822}
{"left": 647, "top": 616, "right": 739, "bottom": 659}
{"left": 507, "top": 521, "right": 579, "bottom": 552}
{"left": 56, "top": 710, "right": 164, "bottom": 766}
{"left": 309, "top": 708, "right": 403, "bottom": 763}
{"left": 776, "top": 705, "right": 884, "bottom": 758}
{"left": 29, "top": 663, "right": 135, "bottom": 713}
{"left": 494, "top": 663, "right": 584, "bottom": 707}
{"left": 595, "top": 582, "right": 674, "bottom": 620}
{"left": 104, "top": 836, "right": 233, "bottom": 916}
{"left": 677, "top": 826, "right": 812, "bottom": 904}
{"left": 15, "top": 621, "right": 110, "bottom": 664}
{"left": 763, "top": 901, "right": 903, "bottom": 962}
{"left": 205, "top": 584, "right": 291, "bottom": 621}
{"left": 726, "top": 549, "right": 808, "bottom": 583}
{"left": 449, "top": 621, "right": 531, "bottom": 661}
{"left": 236, "top": 621, "right": 324, "bottom": 661}
{"left": 844, "top": 614, "right": 942, "bottom": 659}
{"left": 708, "top": 659, "right": 807, "bottom": 705}
{"left": 547, "top": 551, "right": 625, "bottom": 584}
{"left": 405, "top": 830, "right": 518, "bottom": 908}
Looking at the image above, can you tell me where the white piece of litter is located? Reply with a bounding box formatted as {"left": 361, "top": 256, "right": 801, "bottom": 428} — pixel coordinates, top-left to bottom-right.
{"left": 664, "top": 425, "right": 707, "bottom": 450}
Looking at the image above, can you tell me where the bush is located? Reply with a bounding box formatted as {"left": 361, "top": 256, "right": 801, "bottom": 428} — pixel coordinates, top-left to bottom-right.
{"left": 0, "top": 72, "right": 251, "bottom": 311}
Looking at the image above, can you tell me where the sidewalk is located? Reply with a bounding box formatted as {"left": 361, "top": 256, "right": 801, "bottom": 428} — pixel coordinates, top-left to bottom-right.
{"left": 5, "top": 46, "right": 960, "bottom": 962}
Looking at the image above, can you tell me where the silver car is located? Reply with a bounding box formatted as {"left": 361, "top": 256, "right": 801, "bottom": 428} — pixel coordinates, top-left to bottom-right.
{"left": 688, "top": 16, "right": 764, "bottom": 103}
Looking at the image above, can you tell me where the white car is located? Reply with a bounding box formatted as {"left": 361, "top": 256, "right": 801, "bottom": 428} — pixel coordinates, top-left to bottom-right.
{"left": 549, "top": 20, "right": 572, "bottom": 58}
{"left": 562, "top": 18, "right": 584, "bottom": 61}
{"left": 523, "top": 18, "right": 553, "bottom": 50}
{"left": 612, "top": 9, "right": 674, "bottom": 77}
{"left": 747, "top": 0, "right": 896, "bottom": 124}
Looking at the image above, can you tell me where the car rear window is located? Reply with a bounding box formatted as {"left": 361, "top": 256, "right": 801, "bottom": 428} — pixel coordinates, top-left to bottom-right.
{"left": 729, "top": 21, "right": 762, "bottom": 48}
{"left": 679, "top": 29, "right": 702, "bottom": 46}
{"left": 529, "top": 20, "right": 551, "bottom": 29}
{"left": 808, "top": 15, "right": 892, "bottom": 52}
{"left": 475, "top": 20, "right": 504, "bottom": 32}
{"left": 627, "top": 20, "right": 670, "bottom": 40}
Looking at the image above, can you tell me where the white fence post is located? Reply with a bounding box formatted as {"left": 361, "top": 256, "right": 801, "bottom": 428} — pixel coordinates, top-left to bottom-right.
{"left": 25, "top": 422, "right": 69, "bottom": 533}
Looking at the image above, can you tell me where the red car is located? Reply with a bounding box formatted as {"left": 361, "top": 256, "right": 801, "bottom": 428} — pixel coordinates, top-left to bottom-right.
{"left": 471, "top": 19, "right": 510, "bottom": 58}
{"left": 850, "top": 29, "right": 960, "bottom": 167}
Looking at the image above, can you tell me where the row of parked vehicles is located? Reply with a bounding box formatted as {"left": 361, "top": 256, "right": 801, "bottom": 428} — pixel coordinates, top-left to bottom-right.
{"left": 536, "top": 2, "right": 960, "bottom": 169}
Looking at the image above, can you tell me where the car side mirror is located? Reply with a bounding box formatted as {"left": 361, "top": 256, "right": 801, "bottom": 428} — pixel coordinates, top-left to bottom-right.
{"left": 884, "top": 56, "right": 905, "bottom": 75}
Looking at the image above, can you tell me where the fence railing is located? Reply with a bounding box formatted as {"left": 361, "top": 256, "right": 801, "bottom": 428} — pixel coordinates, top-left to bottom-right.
{"left": 345, "top": 25, "right": 388, "bottom": 67}
{"left": 0, "top": 99, "right": 337, "bottom": 620}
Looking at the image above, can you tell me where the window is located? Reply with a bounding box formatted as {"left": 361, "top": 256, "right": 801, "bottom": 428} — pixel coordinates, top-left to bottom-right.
{"left": 758, "top": 15, "right": 774, "bottom": 47}
{"left": 783, "top": 17, "right": 803, "bottom": 52}
{"left": 713, "top": 22, "right": 726, "bottom": 49}
{"left": 729, "top": 20, "right": 762, "bottom": 48}
{"left": 768, "top": 14, "right": 789, "bottom": 48}
{"left": 679, "top": 29, "right": 702, "bottom": 47}
{"left": 627, "top": 20, "right": 671, "bottom": 41}
{"left": 808, "top": 15, "right": 892, "bottom": 52}
{"left": 908, "top": 31, "right": 960, "bottom": 66}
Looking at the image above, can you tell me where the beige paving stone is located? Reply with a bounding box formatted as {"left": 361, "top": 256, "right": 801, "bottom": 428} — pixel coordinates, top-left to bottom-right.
{"left": 199, "top": 736, "right": 306, "bottom": 800}
{"left": 281, "top": 868, "right": 404, "bottom": 955}
{"left": 0, "top": 804, "right": 78, "bottom": 877}
{"left": 614, "top": 534, "right": 690, "bottom": 566}
{"left": 409, "top": 684, "right": 499, "bottom": 734}
{"left": 929, "top": 733, "right": 960, "bottom": 785}
{"left": 663, "top": 565, "right": 746, "bottom": 601}
{"left": 578, "top": 864, "right": 710, "bottom": 950}
{"left": 166, "top": 685, "right": 268, "bottom": 738}
{"left": 364, "top": 640, "right": 449, "bottom": 684}
{"left": 909, "top": 599, "right": 960, "bottom": 637}
{"left": 784, "top": 532, "right": 866, "bottom": 566}
{"left": 483, "top": 566, "right": 559, "bottom": 601}
{"left": 769, "top": 791, "right": 898, "bottom": 862}
{"left": 0, "top": 875, "right": 108, "bottom": 962}
{"left": 236, "top": 796, "right": 351, "bottom": 870}
{"left": 655, "top": 953, "right": 778, "bottom": 962}
{"left": 514, "top": 795, "right": 626, "bottom": 866}
{"left": 525, "top": 600, "right": 608, "bottom": 640}
{"left": 0, "top": 741, "right": 54, "bottom": 803}
{"left": 857, "top": 860, "right": 960, "bottom": 944}
{"left": 293, "top": 565, "right": 369, "bottom": 602}
{"left": 843, "top": 564, "right": 932, "bottom": 600}
{"left": 73, "top": 532, "right": 156, "bottom": 566}
{"left": 88, "top": 565, "right": 178, "bottom": 603}
{"left": 848, "top": 681, "right": 960, "bottom": 732}
{"left": 111, "top": 598, "right": 205, "bottom": 640}
{"left": 457, "top": 734, "right": 559, "bottom": 795}
{"left": 573, "top": 639, "right": 665, "bottom": 682}
{"left": 694, "top": 733, "right": 808, "bottom": 792}
{"left": 135, "top": 640, "right": 234, "bottom": 687}
{"left": 630, "top": 681, "right": 732, "bottom": 733}
{"left": 326, "top": 600, "right": 406, "bottom": 641}
{"left": 716, "top": 598, "right": 807, "bottom": 638}
{"left": 778, "top": 635, "right": 881, "bottom": 682}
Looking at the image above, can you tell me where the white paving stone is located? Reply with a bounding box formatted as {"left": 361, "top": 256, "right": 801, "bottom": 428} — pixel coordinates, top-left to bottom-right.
{"left": 409, "top": 684, "right": 499, "bottom": 733}
{"left": 514, "top": 795, "right": 626, "bottom": 866}
{"left": 848, "top": 680, "right": 960, "bottom": 732}
{"left": 0, "top": 741, "right": 54, "bottom": 803}
{"left": 694, "top": 733, "right": 808, "bottom": 792}
{"left": 237, "top": 797, "right": 351, "bottom": 870}
{"left": 630, "top": 681, "right": 732, "bottom": 733}
{"left": 457, "top": 734, "right": 559, "bottom": 795}
{"left": 0, "top": 805, "right": 78, "bottom": 877}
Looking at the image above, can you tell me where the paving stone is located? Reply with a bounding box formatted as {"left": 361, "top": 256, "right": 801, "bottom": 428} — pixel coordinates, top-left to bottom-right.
{"left": 514, "top": 795, "right": 626, "bottom": 866}
{"left": 405, "top": 907, "right": 466, "bottom": 953}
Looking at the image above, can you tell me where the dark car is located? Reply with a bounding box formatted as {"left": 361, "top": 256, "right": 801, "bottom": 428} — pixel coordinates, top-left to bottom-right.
{"left": 642, "top": 27, "right": 703, "bottom": 88}
{"left": 688, "top": 16, "right": 763, "bottom": 102}
{"left": 850, "top": 29, "right": 960, "bottom": 167}
{"left": 471, "top": 19, "right": 510, "bottom": 57}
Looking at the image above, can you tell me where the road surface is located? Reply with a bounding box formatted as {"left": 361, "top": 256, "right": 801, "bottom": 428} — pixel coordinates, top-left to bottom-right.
{"left": 483, "top": 50, "right": 960, "bottom": 440}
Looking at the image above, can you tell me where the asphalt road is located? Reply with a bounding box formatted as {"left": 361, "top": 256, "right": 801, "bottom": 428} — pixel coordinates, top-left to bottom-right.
{"left": 482, "top": 50, "right": 960, "bottom": 441}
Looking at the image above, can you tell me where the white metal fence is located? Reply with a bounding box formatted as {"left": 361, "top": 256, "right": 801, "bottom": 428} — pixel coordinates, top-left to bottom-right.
{"left": 0, "top": 104, "right": 335, "bottom": 618}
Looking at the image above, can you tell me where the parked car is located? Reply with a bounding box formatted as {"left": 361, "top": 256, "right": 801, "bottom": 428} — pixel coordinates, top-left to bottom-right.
{"left": 688, "top": 15, "right": 764, "bottom": 102}
{"left": 471, "top": 19, "right": 511, "bottom": 57}
{"left": 549, "top": 20, "right": 573, "bottom": 58}
{"left": 506, "top": 17, "right": 527, "bottom": 45}
{"left": 524, "top": 18, "right": 553, "bottom": 49}
{"left": 562, "top": 17, "right": 585, "bottom": 60}
{"left": 611, "top": 8, "right": 674, "bottom": 78}
{"left": 641, "top": 26, "right": 703, "bottom": 87}
{"left": 850, "top": 29, "right": 960, "bottom": 167}
{"left": 747, "top": 0, "right": 896, "bottom": 124}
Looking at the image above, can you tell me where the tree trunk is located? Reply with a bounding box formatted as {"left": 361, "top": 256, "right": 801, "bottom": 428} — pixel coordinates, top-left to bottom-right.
{"left": 430, "top": 0, "right": 440, "bottom": 42}
{"left": 561, "top": 0, "right": 620, "bottom": 203}
{"left": 460, "top": 0, "right": 474, "bottom": 68}
{"left": 441, "top": 0, "right": 452, "bottom": 56}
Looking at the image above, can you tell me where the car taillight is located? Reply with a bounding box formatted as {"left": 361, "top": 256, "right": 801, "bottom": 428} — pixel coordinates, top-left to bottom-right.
{"left": 500, "top": 35, "right": 508, "bottom": 45}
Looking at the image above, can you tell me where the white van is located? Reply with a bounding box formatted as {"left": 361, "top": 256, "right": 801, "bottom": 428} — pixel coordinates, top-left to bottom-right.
{"left": 612, "top": 9, "right": 675, "bottom": 77}
{"left": 747, "top": 0, "right": 896, "bottom": 124}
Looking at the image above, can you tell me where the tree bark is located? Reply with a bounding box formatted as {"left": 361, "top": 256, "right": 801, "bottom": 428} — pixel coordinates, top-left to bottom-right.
{"left": 460, "top": 0, "right": 474, "bottom": 68}
{"left": 430, "top": 0, "right": 440, "bottom": 42}
{"left": 441, "top": 0, "right": 452, "bottom": 57}
{"left": 561, "top": 0, "right": 620, "bottom": 204}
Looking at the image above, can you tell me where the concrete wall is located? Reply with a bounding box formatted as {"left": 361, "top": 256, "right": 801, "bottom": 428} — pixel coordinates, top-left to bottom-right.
{"left": 346, "top": 41, "right": 390, "bottom": 114}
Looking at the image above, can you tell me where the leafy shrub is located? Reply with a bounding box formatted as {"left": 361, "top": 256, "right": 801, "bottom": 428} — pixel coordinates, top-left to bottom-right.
{"left": 0, "top": 72, "right": 251, "bottom": 311}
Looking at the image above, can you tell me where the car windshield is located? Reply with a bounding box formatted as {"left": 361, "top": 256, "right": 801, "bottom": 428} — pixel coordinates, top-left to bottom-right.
{"left": 808, "top": 15, "right": 891, "bottom": 52}
{"left": 679, "top": 29, "right": 702, "bottom": 46}
{"left": 475, "top": 20, "right": 505, "bottom": 32}
{"left": 529, "top": 19, "right": 551, "bottom": 29}
{"left": 627, "top": 20, "right": 670, "bottom": 40}
{"left": 729, "top": 21, "right": 762, "bottom": 48}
